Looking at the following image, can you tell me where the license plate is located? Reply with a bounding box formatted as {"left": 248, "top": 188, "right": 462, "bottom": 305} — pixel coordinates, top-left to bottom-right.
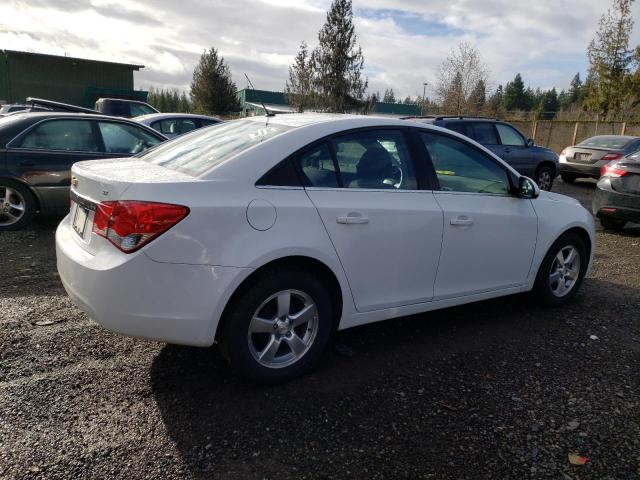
{"left": 574, "top": 153, "right": 591, "bottom": 162}
{"left": 72, "top": 204, "right": 89, "bottom": 237}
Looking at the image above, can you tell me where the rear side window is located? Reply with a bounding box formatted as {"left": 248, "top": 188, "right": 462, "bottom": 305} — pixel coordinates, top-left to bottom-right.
{"left": 444, "top": 122, "right": 468, "bottom": 136}
{"left": 98, "top": 122, "right": 162, "bottom": 154}
{"left": 18, "top": 120, "right": 100, "bottom": 152}
{"left": 496, "top": 124, "right": 525, "bottom": 146}
{"left": 298, "top": 143, "right": 339, "bottom": 188}
{"left": 141, "top": 119, "right": 292, "bottom": 177}
{"left": 468, "top": 122, "right": 499, "bottom": 145}
{"left": 152, "top": 119, "right": 197, "bottom": 135}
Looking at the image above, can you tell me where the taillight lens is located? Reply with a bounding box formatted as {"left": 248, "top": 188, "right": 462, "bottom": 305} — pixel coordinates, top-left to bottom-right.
{"left": 600, "top": 162, "right": 627, "bottom": 178}
{"left": 92, "top": 201, "right": 189, "bottom": 253}
{"left": 601, "top": 152, "right": 622, "bottom": 161}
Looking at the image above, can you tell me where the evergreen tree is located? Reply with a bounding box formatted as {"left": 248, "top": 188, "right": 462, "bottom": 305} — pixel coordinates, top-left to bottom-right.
{"left": 568, "top": 73, "right": 585, "bottom": 104}
{"left": 312, "top": 0, "right": 367, "bottom": 112}
{"left": 468, "top": 79, "right": 486, "bottom": 113}
{"left": 190, "top": 47, "right": 240, "bottom": 115}
{"left": 538, "top": 88, "right": 560, "bottom": 114}
{"left": 178, "top": 91, "right": 191, "bottom": 113}
{"left": 383, "top": 88, "right": 396, "bottom": 103}
{"left": 285, "top": 41, "right": 315, "bottom": 112}
{"left": 585, "top": 0, "right": 635, "bottom": 114}
{"left": 503, "top": 73, "right": 528, "bottom": 110}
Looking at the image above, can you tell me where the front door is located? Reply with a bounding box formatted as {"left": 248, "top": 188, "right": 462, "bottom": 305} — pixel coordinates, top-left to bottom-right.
{"left": 298, "top": 129, "right": 444, "bottom": 312}
{"left": 495, "top": 123, "right": 537, "bottom": 177}
{"left": 418, "top": 130, "right": 538, "bottom": 299}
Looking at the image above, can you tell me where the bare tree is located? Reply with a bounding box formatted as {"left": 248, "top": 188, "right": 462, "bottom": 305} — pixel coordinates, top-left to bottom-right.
{"left": 436, "top": 42, "right": 489, "bottom": 115}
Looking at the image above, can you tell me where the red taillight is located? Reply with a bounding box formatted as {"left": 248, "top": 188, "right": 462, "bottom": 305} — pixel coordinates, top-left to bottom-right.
{"left": 92, "top": 201, "right": 189, "bottom": 253}
{"left": 600, "top": 162, "right": 627, "bottom": 178}
{"left": 601, "top": 152, "right": 622, "bottom": 161}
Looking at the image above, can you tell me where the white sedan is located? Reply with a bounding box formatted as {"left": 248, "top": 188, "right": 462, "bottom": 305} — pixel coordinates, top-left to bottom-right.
{"left": 56, "top": 114, "right": 595, "bottom": 383}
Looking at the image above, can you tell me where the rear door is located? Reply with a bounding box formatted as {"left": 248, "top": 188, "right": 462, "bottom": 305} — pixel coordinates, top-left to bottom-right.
{"left": 299, "top": 128, "right": 444, "bottom": 312}
{"left": 418, "top": 130, "right": 538, "bottom": 299}
{"left": 6, "top": 118, "right": 104, "bottom": 190}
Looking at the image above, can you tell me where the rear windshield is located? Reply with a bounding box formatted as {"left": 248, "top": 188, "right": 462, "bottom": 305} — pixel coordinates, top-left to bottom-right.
{"left": 577, "top": 136, "right": 635, "bottom": 149}
{"left": 140, "top": 119, "right": 292, "bottom": 176}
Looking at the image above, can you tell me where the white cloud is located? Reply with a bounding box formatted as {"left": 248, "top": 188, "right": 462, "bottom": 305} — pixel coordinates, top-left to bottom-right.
{"left": 1, "top": 0, "right": 639, "bottom": 98}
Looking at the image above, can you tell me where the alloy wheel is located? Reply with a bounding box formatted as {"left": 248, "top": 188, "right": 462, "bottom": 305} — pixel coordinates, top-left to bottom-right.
{"left": 537, "top": 170, "right": 552, "bottom": 191}
{"left": 0, "top": 186, "right": 26, "bottom": 227}
{"left": 247, "top": 289, "right": 319, "bottom": 369}
{"left": 548, "top": 245, "right": 581, "bottom": 297}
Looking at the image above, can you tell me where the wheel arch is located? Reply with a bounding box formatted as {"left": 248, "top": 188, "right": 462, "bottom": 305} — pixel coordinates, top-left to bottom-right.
{"left": 0, "top": 176, "right": 41, "bottom": 211}
{"left": 535, "top": 160, "right": 558, "bottom": 177}
{"left": 214, "top": 255, "right": 344, "bottom": 342}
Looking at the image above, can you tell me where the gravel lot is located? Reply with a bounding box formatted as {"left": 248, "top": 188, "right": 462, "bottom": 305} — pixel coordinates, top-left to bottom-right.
{"left": 1, "top": 180, "right": 639, "bottom": 480}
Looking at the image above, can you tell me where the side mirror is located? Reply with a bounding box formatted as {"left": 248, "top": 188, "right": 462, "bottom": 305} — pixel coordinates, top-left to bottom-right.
{"left": 518, "top": 176, "right": 540, "bottom": 199}
{"left": 526, "top": 138, "right": 534, "bottom": 147}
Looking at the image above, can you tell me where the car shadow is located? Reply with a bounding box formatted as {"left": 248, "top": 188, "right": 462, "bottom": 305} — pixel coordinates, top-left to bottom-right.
{"left": 149, "top": 278, "right": 638, "bottom": 478}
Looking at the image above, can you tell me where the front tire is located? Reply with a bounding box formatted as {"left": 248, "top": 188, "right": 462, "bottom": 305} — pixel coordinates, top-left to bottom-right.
{"left": 0, "top": 180, "right": 36, "bottom": 231}
{"left": 535, "top": 165, "right": 555, "bottom": 191}
{"left": 219, "top": 267, "right": 334, "bottom": 384}
{"left": 533, "top": 232, "right": 588, "bottom": 307}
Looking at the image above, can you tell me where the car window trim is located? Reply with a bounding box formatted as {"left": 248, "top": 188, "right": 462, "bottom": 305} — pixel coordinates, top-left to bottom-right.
{"left": 416, "top": 128, "right": 518, "bottom": 195}
{"left": 6, "top": 117, "right": 103, "bottom": 154}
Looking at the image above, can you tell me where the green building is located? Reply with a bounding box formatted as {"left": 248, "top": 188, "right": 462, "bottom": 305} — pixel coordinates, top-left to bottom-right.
{"left": 236, "top": 88, "right": 421, "bottom": 117}
{"left": 0, "top": 50, "right": 148, "bottom": 108}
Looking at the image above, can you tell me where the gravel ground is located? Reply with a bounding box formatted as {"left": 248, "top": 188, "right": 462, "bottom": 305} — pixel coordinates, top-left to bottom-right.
{"left": 1, "top": 179, "right": 639, "bottom": 480}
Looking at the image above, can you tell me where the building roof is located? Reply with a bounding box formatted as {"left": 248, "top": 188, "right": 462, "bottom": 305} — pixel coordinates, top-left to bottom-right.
{"left": 0, "top": 49, "right": 144, "bottom": 70}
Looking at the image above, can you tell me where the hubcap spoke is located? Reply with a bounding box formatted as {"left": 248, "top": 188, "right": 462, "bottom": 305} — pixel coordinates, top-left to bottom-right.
{"left": 289, "top": 304, "right": 317, "bottom": 327}
{"left": 283, "top": 333, "right": 307, "bottom": 356}
{"left": 555, "top": 251, "right": 565, "bottom": 267}
{"left": 249, "top": 316, "right": 275, "bottom": 334}
{"left": 259, "top": 335, "right": 281, "bottom": 364}
{"left": 549, "top": 271, "right": 561, "bottom": 284}
{"left": 565, "top": 248, "right": 576, "bottom": 266}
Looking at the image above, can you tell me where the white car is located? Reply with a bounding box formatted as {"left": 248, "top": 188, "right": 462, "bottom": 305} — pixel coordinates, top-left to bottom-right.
{"left": 56, "top": 114, "right": 595, "bottom": 383}
{"left": 135, "top": 113, "right": 222, "bottom": 139}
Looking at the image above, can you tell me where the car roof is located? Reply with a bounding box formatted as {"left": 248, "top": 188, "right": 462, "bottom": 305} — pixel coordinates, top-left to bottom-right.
{"left": 135, "top": 113, "right": 222, "bottom": 122}
{"left": 1, "top": 111, "right": 146, "bottom": 122}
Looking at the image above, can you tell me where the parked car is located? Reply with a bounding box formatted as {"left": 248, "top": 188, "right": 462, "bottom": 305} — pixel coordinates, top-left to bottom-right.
{"left": 94, "top": 98, "right": 158, "bottom": 118}
{"left": 135, "top": 113, "right": 222, "bottom": 139}
{"left": 0, "top": 104, "right": 30, "bottom": 115}
{"left": 56, "top": 114, "right": 595, "bottom": 383}
{"left": 405, "top": 116, "right": 559, "bottom": 191}
{"left": 592, "top": 150, "right": 640, "bottom": 230}
{"left": 559, "top": 135, "right": 640, "bottom": 183}
{"left": 0, "top": 112, "right": 167, "bottom": 230}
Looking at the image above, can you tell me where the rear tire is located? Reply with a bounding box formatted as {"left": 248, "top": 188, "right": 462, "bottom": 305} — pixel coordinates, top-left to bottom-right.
{"left": 219, "top": 267, "right": 334, "bottom": 384}
{"left": 535, "top": 165, "right": 555, "bottom": 191}
{"left": 0, "top": 180, "right": 36, "bottom": 231}
{"left": 560, "top": 173, "right": 577, "bottom": 184}
{"left": 533, "top": 232, "right": 588, "bottom": 307}
{"left": 600, "top": 216, "right": 626, "bottom": 231}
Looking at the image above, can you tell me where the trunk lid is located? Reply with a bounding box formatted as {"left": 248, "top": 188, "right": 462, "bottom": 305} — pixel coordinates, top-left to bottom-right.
{"left": 564, "top": 146, "right": 623, "bottom": 164}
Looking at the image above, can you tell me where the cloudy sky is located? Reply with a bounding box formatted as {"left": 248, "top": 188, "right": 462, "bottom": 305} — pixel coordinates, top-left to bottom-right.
{"left": 2, "top": 0, "right": 639, "bottom": 100}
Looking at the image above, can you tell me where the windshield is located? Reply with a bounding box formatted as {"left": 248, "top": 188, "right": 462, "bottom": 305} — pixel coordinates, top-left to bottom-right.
{"left": 140, "top": 119, "right": 292, "bottom": 176}
{"left": 578, "top": 136, "right": 635, "bottom": 149}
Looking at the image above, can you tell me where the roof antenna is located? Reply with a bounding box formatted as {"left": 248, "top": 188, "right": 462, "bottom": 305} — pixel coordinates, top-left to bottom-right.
{"left": 244, "top": 73, "right": 274, "bottom": 118}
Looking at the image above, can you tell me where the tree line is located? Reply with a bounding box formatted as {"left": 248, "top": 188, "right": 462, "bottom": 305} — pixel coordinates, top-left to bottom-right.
{"left": 147, "top": 0, "right": 639, "bottom": 120}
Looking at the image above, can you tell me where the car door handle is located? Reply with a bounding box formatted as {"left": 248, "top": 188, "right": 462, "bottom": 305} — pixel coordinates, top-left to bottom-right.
{"left": 503, "top": 148, "right": 511, "bottom": 154}
{"left": 450, "top": 215, "right": 474, "bottom": 226}
{"left": 337, "top": 213, "right": 369, "bottom": 224}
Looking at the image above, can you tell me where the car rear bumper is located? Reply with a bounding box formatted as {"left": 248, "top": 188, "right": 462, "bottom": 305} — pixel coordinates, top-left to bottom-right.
{"left": 56, "top": 218, "right": 249, "bottom": 346}
{"left": 593, "top": 184, "right": 640, "bottom": 223}
{"left": 559, "top": 161, "right": 604, "bottom": 178}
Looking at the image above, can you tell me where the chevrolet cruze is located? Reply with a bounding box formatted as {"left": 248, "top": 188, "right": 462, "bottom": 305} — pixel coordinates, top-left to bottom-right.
{"left": 56, "top": 114, "right": 595, "bottom": 383}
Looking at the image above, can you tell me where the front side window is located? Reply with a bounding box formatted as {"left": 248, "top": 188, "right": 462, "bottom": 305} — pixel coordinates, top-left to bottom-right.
{"left": 18, "top": 120, "right": 100, "bottom": 152}
{"left": 469, "top": 122, "right": 499, "bottom": 145}
{"left": 332, "top": 130, "right": 417, "bottom": 190}
{"left": 130, "top": 103, "right": 156, "bottom": 117}
{"left": 420, "top": 132, "right": 510, "bottom": 195}
{"left": 496, "top": 124, "right": 525, "bottom": 146}
{"left": 98, "top": 122, "right": 162, "bottom": 154}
